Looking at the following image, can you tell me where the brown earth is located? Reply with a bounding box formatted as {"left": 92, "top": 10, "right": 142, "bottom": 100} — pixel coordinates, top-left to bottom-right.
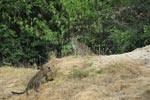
{"left": 0, "top": 45, "right": 150, "bottom": 100}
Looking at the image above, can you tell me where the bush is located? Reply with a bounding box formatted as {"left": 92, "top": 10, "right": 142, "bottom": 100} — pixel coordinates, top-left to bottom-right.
{"left": 69, "top": 69, "right": 89, "bottom": 79}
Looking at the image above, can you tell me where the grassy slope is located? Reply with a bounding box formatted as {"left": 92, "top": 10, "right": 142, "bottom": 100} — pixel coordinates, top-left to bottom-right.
{"left": 0, "top": 46, "right": 150, "bottom": 100}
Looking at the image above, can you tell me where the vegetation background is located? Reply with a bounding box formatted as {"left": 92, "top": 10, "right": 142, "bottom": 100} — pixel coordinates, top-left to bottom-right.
{"left": 0, "top": 0, "right": 150, "bottom": 67}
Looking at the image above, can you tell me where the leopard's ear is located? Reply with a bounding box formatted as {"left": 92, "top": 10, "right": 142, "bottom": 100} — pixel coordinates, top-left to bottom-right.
{"left": 38, "top": 65, "right": 44, "bottom": 70}
{"left": 76, "top": 35, "right": 80, "bottom": 39}
{"left": 70, "top": 35, "right": 80, "bottom": 40}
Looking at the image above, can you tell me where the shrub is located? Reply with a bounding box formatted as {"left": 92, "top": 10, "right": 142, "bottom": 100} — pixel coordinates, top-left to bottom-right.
{"left": 69, "top": 69, "right": 89, "bottom": 79}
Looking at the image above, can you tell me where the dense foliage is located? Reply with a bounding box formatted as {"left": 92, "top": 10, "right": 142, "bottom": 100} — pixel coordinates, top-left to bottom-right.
{"left": 0, "top": 0, "right": 150, "bottom": 67}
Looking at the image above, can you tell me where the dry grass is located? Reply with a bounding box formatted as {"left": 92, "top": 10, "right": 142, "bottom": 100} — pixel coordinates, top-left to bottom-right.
{"left": 0, "top": 45, "right": 150, "bottom": 100}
